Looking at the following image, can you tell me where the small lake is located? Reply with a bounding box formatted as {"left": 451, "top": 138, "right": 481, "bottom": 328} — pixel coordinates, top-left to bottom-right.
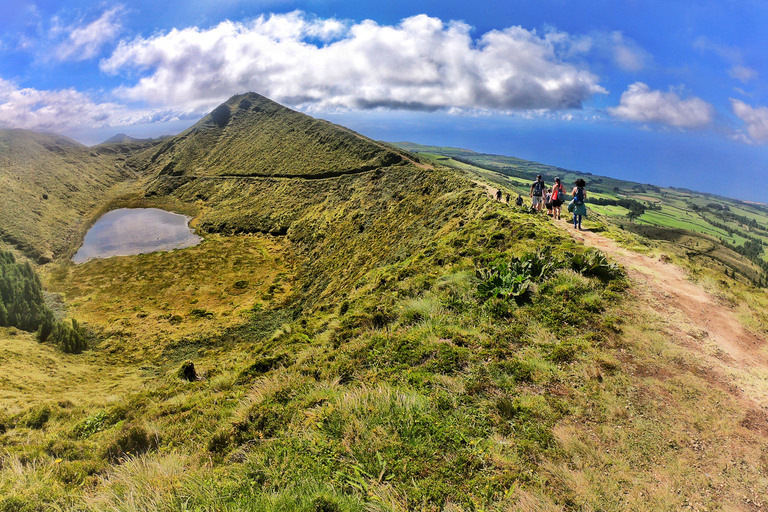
{"left": 73, "top": 208, "right": 201, "bottom": 263}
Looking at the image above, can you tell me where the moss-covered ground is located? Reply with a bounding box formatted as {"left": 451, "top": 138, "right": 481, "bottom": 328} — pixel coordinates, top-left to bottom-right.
{"left": 2, "top": 170, "right": 768, "bottom": 511}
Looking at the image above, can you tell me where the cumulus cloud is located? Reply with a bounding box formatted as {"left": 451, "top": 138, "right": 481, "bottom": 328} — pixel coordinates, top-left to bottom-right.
{"left": 731, "top": 99, "right": 768, "bottom": 143}
{"left": 0, "top": 78, "right": 181, "bottom": 133}
{"left": 54, "top": 5, "right": 125, "bottom": 61}
{"left": 608, "top": 82, "right": 714, "bottom": 129}
{"left": 100, "top": 11, "right": 607, "bottom": 113}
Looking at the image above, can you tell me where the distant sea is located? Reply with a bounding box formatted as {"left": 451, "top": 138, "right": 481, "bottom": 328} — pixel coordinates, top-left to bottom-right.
{"left": 321, "top": 111, "right": 768, "bottom": 204}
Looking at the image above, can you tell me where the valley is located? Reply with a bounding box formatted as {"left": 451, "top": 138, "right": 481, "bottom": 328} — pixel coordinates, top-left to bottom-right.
{"left": 1, "top": 93, "right": 768, "bottom": 511}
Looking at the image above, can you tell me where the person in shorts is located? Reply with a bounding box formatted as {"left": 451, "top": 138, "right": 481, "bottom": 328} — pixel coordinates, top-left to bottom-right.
{"left": 551, "top": 177, "right": 565, "bottom": 220}
{"left": 530, "top": 174, "right": 545, "bottom": 211}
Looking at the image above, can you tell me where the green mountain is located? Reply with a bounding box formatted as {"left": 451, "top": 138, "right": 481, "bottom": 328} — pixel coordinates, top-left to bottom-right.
{"left": 132, "top": 92, "right": 404, "bottom": 180}
{"left": 0, "top": 129, "right": 139, "bottom": 262}
{"left": 2, "top": 95, "right": 768, "bottom": 510}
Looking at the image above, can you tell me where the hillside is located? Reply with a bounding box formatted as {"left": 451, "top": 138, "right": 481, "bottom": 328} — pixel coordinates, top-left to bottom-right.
{"left": 0, "top": 130, "right": 140, "bottom": 262}
{"left": 1, "top": 96, "right": 768, "bottom": 510}
{"left": 130, "top": 92, "right": 404, "bottom": 181}
{"left": 399, "top": 142, "right": 768, "bottom": 286}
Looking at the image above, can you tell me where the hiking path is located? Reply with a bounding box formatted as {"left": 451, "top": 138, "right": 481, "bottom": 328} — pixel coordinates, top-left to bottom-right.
{"left": 561, "top": 220, "right": 768, "bottom": 410}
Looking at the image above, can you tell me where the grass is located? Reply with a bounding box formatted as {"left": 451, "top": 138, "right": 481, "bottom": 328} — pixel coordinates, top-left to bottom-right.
{"left": 131, "top": 92, "right": 403, "bottom": 180}
{"left": 4, "top": 183, "right": 768, "bottom": 510}
{"left": 3, "top": 106, "right": 768, "bottom": 510}
{"left": 41, "top": 233, "right": 291, "bottom": 357}
{"left": 0, "top": 129, "right": 143, "bottom": 263}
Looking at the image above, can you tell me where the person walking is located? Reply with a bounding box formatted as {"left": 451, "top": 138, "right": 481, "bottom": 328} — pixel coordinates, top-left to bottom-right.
{"left": 571, "top": 178, "right": 587, "bottom": 229}
{"left": 545, "top": 188, "right": 553, "bottom": 216}
{"left": 551, "top": 177, "right": 565, "bottom": 220}
{"left": 530, "top": 174, "right": 545, "bottom": 211}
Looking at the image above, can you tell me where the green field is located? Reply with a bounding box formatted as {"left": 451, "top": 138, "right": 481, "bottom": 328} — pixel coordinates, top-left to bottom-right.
{"left": 398, "top": 143, "right": 768, "bottom": 280}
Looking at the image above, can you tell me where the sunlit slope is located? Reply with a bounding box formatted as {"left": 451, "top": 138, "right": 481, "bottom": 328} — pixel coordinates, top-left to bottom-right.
{"left": 0, "top": 130, "right": 136, "bottom": 262}
{"left": 403, "top": 142, "right": 768, "bottom": 285}
{"left": 131, "top": 92, "right": 403, "bottom": 179}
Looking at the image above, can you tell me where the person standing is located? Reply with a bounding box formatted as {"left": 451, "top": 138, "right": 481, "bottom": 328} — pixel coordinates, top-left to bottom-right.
{"left": 571, "top": 178, "right": 587, "bottom": 229}
{"left": 530, "top": 174, "right": 545, "bottom": 211}
{"left": 551, "top": 177, "right": 565, "bottom": 220}
{"left": 545, "top": 188, "right": 553, "bottom": 216}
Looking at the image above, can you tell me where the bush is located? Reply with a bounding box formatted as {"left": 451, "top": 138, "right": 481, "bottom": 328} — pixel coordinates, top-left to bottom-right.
{"left": 566, "top": 249, "right": 623, "bottom": 281}
{"left": 476, "top": 249, "right": 561, "bottom": 304}
{"left": 46, "top": 318, "right": 87, "bottom": 354}
{"left": 0, "top": 249, "right": 55, "bottom": 333}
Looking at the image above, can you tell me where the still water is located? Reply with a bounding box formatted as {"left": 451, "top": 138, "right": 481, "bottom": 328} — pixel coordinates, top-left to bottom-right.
{"left": 73, "top": 208, "right": 201, "bottom": 263}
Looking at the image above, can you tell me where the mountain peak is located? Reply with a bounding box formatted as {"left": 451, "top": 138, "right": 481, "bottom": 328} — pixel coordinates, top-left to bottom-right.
{"left": 135, "top": 92, "right": 404, "bottom": 179}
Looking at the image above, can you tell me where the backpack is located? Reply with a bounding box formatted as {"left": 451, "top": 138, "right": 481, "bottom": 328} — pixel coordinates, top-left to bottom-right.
{"left": 575, "top": 187, "right": 585, "bottom": 205}
{"left": 532, "top": 180, "right": 544, "bottom": 196}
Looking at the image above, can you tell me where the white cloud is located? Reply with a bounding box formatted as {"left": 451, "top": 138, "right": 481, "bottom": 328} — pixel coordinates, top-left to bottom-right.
{"left": 0, "top": 78, "right": 183, "bottom": 133}
{"left": 100, "top": 11, "right": 607, "bottom": 113}
{"left": 54, "top": 5, "right": 125, "bottom": 61}
{"left": 608, "top": 82, "right": 714, "bottom": 129}
{"left": 731, "top": 99, "right": 768, "bottom": 143}
{"left": 694, "top": 37, "right": 757, "bottom": 84}
{"left": 728, "top": 65, "right": 758, "bottom": 84}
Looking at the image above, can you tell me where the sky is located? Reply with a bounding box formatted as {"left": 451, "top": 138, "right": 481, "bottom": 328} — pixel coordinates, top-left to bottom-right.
{"left": 1, "top": 0, "right": 767, "bottom": 201}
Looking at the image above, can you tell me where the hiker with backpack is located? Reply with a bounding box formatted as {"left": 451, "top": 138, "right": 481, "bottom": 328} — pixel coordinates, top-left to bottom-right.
{"left": 569, "top": 178, "right": 587, "bottom": 230}
{"left": 515, "top": 195, "right": 524, "bottom": 207}
{"left": 530, "top": 175, "right": 546, "bottom": 211}
{"left": 551, "top": 177, "right": 565, "bottom": 220}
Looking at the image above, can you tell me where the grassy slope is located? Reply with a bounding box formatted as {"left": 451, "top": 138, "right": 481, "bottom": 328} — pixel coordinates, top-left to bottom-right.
{"left": 405, "top": 143, "right": 768, "bottom": 284}
{"left": 0, "top": 130, "right": 147, "bottom": 262}
{"left": 2, "top": 104, "right": 768, "bottom": 510}
{"left": 130, "top": 92, "right": 403, "bottom": 180}
{"left": 3, "top": 180, "right": 767, "bottom": 510}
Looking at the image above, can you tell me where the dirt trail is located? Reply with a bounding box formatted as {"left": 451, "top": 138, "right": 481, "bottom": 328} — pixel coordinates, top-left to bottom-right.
{"left": 563, "top": 221, "right": 768, "bottom": 407}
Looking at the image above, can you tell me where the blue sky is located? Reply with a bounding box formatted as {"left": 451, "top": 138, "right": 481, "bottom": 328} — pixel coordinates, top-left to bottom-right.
{"left": 1, "top": 0, "right": 767, "bottom": 201}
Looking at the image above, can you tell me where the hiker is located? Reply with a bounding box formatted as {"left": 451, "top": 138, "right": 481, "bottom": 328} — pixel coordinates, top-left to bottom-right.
{"left": 551, "top": 177, "right": 565, "bottom": 220}
{"left": 545, "top": 188, "right": 553, "bottom": 216}
{"left": 505, "top": 193, "right": 510, "bottom": 204}
{"left": 530, "top": 174, "right": 545, "bottom": 211}
{"left": 515, "top": 195, "right": 524, "bottom": 207}
{"left": 570, "top": 178, "right": 587, "bottom": 230}
{"left": 496, "top": 189, "right": 502, "bottom": 201}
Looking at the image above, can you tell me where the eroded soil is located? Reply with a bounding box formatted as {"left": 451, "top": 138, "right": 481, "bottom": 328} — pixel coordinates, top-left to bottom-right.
{"left": 566, "top": 222, "right": 768, "bottom": 409}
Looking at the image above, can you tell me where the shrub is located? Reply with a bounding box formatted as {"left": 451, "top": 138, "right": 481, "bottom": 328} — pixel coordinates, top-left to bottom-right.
{"left": 566, "top": 249, "right": 623, "bottom": 281}
{"left": 476, "top": 249, "right": 561, "bottom": 304}
{"left": 0, "top": 249, "right": 55, "bottom": 333}
{"left": 46, "top": 318, "right": 87, "bottom": 354}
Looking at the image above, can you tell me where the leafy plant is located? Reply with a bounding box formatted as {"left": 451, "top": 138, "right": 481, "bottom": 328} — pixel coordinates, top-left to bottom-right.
{"left": 566, "top": 248, "right": 623, "bottom": 281}
{"left": 476, "top": 250, "right": 561, "bottom": 303}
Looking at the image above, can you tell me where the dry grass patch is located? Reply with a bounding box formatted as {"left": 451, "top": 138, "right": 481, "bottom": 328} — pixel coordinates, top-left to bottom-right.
{"left": 0, "top": 328, "right": 145, "bottom": 411}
